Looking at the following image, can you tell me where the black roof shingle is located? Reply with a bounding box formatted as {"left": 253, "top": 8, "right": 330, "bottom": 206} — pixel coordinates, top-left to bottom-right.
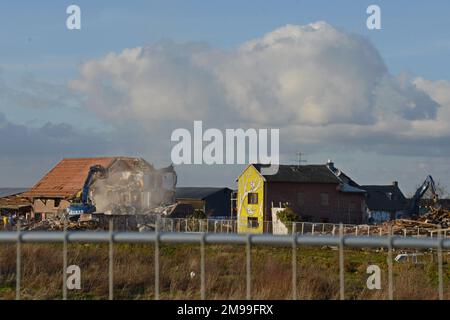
{"left": 254, "top": 164, "right": 341, "bottom": 184}
{"left": 360, "top": 185, "right": 407, "bottom": 212}
{"left": 175, "top": 187, "right": 231, "bottom": 200}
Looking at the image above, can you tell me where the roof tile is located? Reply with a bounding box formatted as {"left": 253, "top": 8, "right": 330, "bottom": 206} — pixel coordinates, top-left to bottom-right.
{"left": 23, "top": 157, "right": 120, "bottom": 198}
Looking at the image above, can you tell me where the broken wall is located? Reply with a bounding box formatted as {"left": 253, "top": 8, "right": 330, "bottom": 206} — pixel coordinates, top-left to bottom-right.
{"left": 91, "top": 160, "right": 176, "bottom": 214}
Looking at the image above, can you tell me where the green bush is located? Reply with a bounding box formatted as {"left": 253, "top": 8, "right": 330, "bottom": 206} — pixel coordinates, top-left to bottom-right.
{"left": 276, "top": 207, "right": 301, "bottom": 224}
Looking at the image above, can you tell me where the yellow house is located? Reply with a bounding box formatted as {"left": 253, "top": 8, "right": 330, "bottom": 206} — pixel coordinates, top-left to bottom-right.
{"left": 237, "top": 164, "right": 266, "bottom": 233}
{"left": 237, "top": 162, "right": 367, "bottom": 234}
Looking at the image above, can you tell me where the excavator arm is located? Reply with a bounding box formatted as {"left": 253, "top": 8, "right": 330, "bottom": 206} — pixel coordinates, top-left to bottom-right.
{"left": 67, "top": 164, "right": 107, "bottom": 217}
{"left": 81, "top": 165, "right": 107, "bottom": 204}
{"left": 406, "top": 175, "right": 438, "bottom": 217}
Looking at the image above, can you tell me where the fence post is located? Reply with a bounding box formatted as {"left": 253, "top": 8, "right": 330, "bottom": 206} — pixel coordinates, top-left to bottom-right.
{"left": 16, "top": 220, "right": 22, "bottom": 300}
{"left": 292, "top": 223, "right": 297, "bottom": 300}
{"left": 387, "top": 226, "right": 394, "bottom": 300}
{"left": 437, "top": 225, "right": 444, "bottom": 300}
{"left": 311, "top": 224, "right": 315, "bottom": 236}
{"left": 355, "top": 226, "right": 358, "bottom": 236}
{"left": 301, "top": 222, "right": 304, "bottom": 235}
{"left": 200, "top": 233, "right": 206, "bottom": 300}
{"left": 246, "top": 234, "right": 252, "bottom": 300}
{"left": 63, "top": 217, "right": 68, "bottom": 300}
{"left": 155, "top": 217, "right": 160, "bottom": 300}
{"left": 109, "top": 219, "right": 114, "bottom": 300}
{"left": 339, "top": 223, "right": 344, "bottom": 300}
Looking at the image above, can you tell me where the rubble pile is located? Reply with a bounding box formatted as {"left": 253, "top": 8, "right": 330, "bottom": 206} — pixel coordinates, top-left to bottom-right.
{"left": 21, "top": 217, "right": 95, "bottom": 231}
{"left": 419, "top": 207, "right": 450, "bottom": 227}
{"left": 371, "top": 207, "right": 450, "bottom": 236}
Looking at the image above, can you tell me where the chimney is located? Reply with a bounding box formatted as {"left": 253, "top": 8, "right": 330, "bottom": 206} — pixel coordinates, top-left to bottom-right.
{"left": 327, "top": 159, "right": 335, "bottom": 170}
{"left": 392, "top": 181, "right": 398, "bottom": 187}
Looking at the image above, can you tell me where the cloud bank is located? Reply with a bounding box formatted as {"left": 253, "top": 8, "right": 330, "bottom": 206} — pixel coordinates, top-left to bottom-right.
{"left": 3, "top": 21, "right": 450, "bottom": 188}
{"left": 69, "top": 22, "right": 450, "bottom": 159}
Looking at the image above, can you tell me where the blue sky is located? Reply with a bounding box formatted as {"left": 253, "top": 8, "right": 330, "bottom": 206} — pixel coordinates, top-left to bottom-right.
{"left": 1, "top": 1, "right": 450, "bottom": 194}
{"left": 1, "top": 1, "right": 449, "bottom": 77}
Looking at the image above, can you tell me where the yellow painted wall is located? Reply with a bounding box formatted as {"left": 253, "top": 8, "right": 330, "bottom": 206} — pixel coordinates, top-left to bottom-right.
{"left": 237, "top": 165, "right": 265, "bottom": 233}
{"left": 177, "top": 199, "right": 205, "bottom": 211}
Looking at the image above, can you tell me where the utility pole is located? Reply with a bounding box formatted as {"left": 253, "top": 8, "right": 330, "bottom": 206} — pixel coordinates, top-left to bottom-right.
{"left": 296, "top": 152, "right": 307, "bottom": 166}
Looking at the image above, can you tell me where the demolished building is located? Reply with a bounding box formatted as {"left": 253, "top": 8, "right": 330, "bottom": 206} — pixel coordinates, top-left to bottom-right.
{"left": 0, "top": 188, "right": 32, "bottom": 222}
{"left": 22, "top": 157, "right": 177, "bottom": 221}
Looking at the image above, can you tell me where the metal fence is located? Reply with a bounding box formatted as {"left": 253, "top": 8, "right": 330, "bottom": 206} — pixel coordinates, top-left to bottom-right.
{"left": 158, "top": 218, "right": 353, "bottom": 235}
{"left": 157, "top": 218, "right": 448, "bottom": 238}
{"left": 0, "top": 222, "right": 448, "bottom": 300}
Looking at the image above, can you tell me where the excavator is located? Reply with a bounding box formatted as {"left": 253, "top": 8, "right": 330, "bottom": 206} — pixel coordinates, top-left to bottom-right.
{"left": 66, "top": 164, "right": 107, "bottom": 219}
{"left": 404, "top": 175, "right": 439, "bottom": 217}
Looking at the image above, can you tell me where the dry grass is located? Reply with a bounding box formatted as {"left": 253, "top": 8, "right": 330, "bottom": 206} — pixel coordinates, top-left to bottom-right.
{"left": 0, "top": 243, "right": 448, "bottom": 300}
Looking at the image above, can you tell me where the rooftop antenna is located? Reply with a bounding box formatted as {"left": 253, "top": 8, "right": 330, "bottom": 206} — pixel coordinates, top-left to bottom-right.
{"left": 296, "top": 152, "right": 307, "bottom": 166}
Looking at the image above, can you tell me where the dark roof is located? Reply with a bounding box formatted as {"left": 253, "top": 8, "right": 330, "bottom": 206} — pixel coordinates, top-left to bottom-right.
{"left": 360, "top": 185, "right": 407, "bottom": 212}
{"left": 0, "top": 188, "right": 28, "bottom": 198}
{"left": 176, "top": 187, "right": 231, "bottom": 200}
{"left": 254, "top": 164, "right": 341, "bottom": 184}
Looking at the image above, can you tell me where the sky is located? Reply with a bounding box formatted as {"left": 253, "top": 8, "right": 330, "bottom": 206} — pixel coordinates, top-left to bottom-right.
{"left": 1, "top": 1, "right": 450, "bottom": 195}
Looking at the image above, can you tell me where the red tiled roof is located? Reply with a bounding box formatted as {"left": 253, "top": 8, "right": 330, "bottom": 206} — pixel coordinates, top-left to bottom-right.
{"left": 23, "top": 157, "right": 119, "bottom": 198}
{"left": 0, "top": 194, "right": 31, "bottom": 209}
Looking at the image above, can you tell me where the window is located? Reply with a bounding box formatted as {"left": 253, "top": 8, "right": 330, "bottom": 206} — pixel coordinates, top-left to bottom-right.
{"left": 248, "top": 193, "right": 258, "bottom": 204}
{"left": 320, "top": 193, "right": 329, "bottom": 206}
{"left": 54, "top": 198, "right": 61, "bottom": 208}
{"left": 297, "top": 192, "right": 305, "bottom": 206}
{"left": 247, "top": 217, "right": 259, "bottom": 228}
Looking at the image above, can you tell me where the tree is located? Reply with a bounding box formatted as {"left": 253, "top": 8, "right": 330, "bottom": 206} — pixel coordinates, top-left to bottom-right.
{"left": 276, "top": 207, "right": 301, "bottom": 224}
{"left": 424, "top": 179, "right": 449, "bottom": 199}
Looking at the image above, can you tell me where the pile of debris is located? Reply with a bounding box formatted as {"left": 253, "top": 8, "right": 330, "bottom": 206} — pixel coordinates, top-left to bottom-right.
{"left": 372, "top": 207, "right": 450, "bottom": 236}
{"left": 419, "top": 207, "right": 450, "bottom": 227}
{"left": 22, "top": 216, "right": 94, "bottom": 231}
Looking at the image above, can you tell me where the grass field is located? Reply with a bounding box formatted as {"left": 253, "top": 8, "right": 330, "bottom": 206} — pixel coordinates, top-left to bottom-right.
{"left": 0, "top": 243, "right": 448, "bottom": 300}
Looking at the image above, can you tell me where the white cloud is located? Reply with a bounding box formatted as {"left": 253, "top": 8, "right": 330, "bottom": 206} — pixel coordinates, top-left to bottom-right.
{"left": 71, "top": 43, "right": 225, "bottom": 125}
{"left": 68, "top": 22, "right": 450, "bottom": 158}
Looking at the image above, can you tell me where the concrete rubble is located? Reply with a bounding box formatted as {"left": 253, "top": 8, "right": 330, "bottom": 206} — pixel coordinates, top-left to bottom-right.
{"left": 19, "top": 203, "right": 184, "bottom": 231}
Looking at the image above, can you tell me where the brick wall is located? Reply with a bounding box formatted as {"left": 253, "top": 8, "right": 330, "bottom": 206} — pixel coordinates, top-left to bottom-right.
{"left": 32, "top": 198, "right": 70, "bottom": 215}
{"left": 265, "top": 182, "right": 365, "bottom": 224}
